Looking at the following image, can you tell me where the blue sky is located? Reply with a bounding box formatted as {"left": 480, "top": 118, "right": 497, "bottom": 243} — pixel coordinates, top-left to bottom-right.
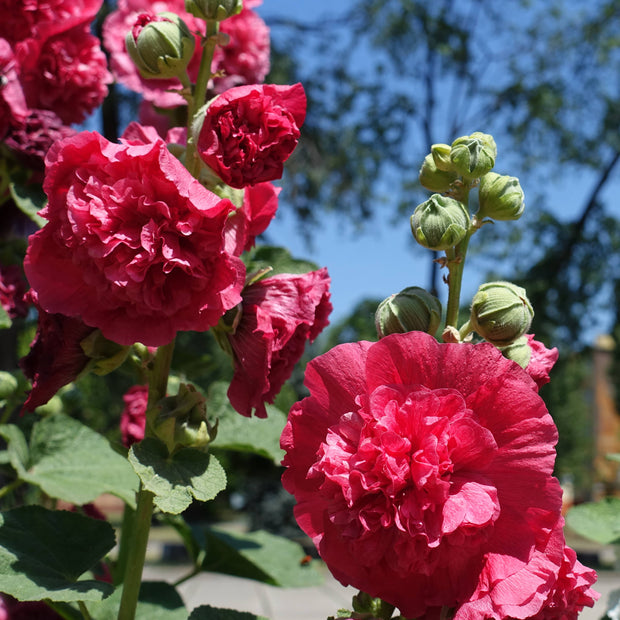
{"left": 256, "top": 1, "right": 619, "bottom": 340}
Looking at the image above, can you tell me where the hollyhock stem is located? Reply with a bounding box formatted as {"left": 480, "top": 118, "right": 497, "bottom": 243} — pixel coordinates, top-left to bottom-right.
{"left": 117, "top": 340, "right": 175, "bottom": 620}
{"left": 445, "top": 188, "right": 472, "bottom": 329}
{"left": 186, "top": 20, "right": 219, "bottom": 179}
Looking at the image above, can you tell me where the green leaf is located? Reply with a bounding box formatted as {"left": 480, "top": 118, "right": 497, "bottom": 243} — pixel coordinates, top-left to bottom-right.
{"left": 9, "top": 179, "right": 47, "bottom": 228}
{"left": 0, "top": 424, "right": 30, "bottom": 471}
{"left": 208, "top": 381, "right": 286, "bottom": 464}
{"left": 198, "top": 527, "right": 323, "bottom": 588}
{"left": 244, "top": 246, "right": 319, "bottom": 278}
{"left": 129, "top": 438, "right": 227, "bottom": 514}
{"left": 5, "top": 414, "right": 138, "bottom": 507}
{"left": 0, "top": 304, "right": 11, "bottom": 329}
{"left": 566, "top": 497, "right": 620, "bottom": 544}
{"left": 88, "top": 581, "right": 186, "bottom": 620}
{"left": 189, "top": 606, "right": 268, "bottom": 620}
{"left": 0, "top": 505, "right": 115, "bottom": 602}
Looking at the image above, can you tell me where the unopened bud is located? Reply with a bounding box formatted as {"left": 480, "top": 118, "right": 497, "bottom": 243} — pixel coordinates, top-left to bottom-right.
{"left": 185, "top": 0, "right": 243, "bottom": 20}
{"left": 431, "top": 143, "right": 454, "bottom": 172}
{"left": 126, "top": 12, "right": 195, "bottom": 80}
{"left": 0, "top": 371, "right": 17, "bottom": 400}
{"left": 470, "top": 281, "right": 533, "bottom": 346}
{"left": 152, "top": 383, "right": 217, "bottom": 454}
{"left": 411, "top": 194, "right": 470, "bottom": 251}
{"left": 375, "top": 286, "right": 442, "bottom": 338}
{"left": 499, "top": 335, "right": 532, "bottom": 369}
{"left": 419, "top": 153, "right": 458, "bottom": 193}
{"left": 80, "top": 330, "right": 130, "bottom": 376}
{"left": 477, "top": 172, "right": 525, "bottom": 221}
{"left": 450, "top": 132, "right": 496, "bottom": 179}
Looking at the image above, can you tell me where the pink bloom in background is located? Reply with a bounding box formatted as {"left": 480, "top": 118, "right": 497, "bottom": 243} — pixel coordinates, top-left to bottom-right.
{"left": 0, "top": 39, "right": 28, "bottom": 140}
{"left": 525, "top": 334, "right": 559, "bottom": 389}
{"left": 0, "top": 263, "right": 29, "bottom": 319}
{"left": 103, "top": 0, "right": 270, "bottom": 108}
{"left": 197, "top": 83, "right": 306, "bottom": 188}
{"left": 20, "top": 291, "right": 96, "bottom": 412}
{"left": 214, "top": 7, "right": 270, "bottom": 92}
{"left": 281, "top": 331, "right": 597, "bottom": 618}
{"left": 16, "top": 23, "right": 111, "bottom": 125}
{"left": 227, "top": 268, "right": 332, "bottom": 418}
{"left": 0, "top": 0, "right": 103, "bottom": 45}
{"left": 24, "top": 130, "right": 245, "bottom": 347}
{"left": 120, "top": 385, "right": 148, "bottom": 447}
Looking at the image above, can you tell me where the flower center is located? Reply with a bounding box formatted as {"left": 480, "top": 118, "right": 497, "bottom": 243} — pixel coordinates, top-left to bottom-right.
{"left": 310, "top": 384, "right": 500, "bottom": 572}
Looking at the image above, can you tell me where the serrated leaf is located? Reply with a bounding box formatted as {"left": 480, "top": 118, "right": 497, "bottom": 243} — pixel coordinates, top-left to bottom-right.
{"left": 12, "top": 414, "right": 138, "bottom": 507}
{"left": 244, "top": 246, "right": 319, "bottom": 278}
{"left": 189, "top": 606, "right": 268, "bottom": 620}
{"left": 566, "top": 497, "right": 620, "bottom": 544}
{"left": 0, "top": 505, "right": 115, "bottom": 602}
{"left": 208, "top": 381, "right": 286, "bottom": 463}
{"left": 129, "top": 438, "right": 227, "bottom": 514}
{"left": 88, "top": 581, "right": 186, "bottom": 620}
{"left": 9, "top": 179, "right": 47, "bottom": 228}
{"left": 199, "top": 527, "right": 323, "bottom": 588}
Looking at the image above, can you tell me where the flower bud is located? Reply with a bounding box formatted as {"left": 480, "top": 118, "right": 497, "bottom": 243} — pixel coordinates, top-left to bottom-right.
{"left": 499, "top": 335, "right": 532, "bottom": 369}
{"left": 450, "top": 132, "right": 496, "bottom": 179}
{"left": 152, "top": 383, "right": 217, "bottom": 454}
{"left": 185, "top": 0, "right": 243, "bottom": 20}
{"left": 470, "top": 281, "right": 533, "bottom": 346}
{"left": 375, "top": 287, "right": 442, "bottom": 338}
{"left": 126, "top": 12, "right": 195, "bottom": 80}
{"left": 477, "top": 172, "right": 525, "bottom": 221}
{"left": 431, "top": 143, "right": 454, "bottom": 172}
{"left": 0, "top": 371, "right": 17, "bottom": 400}
{"left": 410, "top": 194, "right": 470, "bottom": 251}
{"left": 419, "top": 153, "right": 458, "bottom": 192}
{"left": 80, "top": 329, "right": 131, "bottom": 376}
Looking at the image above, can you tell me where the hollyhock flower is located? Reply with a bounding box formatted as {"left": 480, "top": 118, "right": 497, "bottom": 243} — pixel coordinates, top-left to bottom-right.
{"left": 0, "top": 595, "right": 63, "bottom": 620}
{"left": 0, "top": 0, "right": 103, "bottom": 45}
{"left": 0, "top": 39, "right": 28, "bottom": 140}
{"left": 213, "top": 7, "right": 270, "bottom": 92}
{"left": 120, "top": 385, "right": 148, "bottom": 447}
{"left": 16, "top": 23, "right": 111, "bottom": 125}
{"left": 0, "top": 263, "right": 29, "bottom": 319}
{"left": 24, "top": 130, "right": 245, "bottom": 347}
{"left": 5, "top": 109, "right": 77, "bottom": 178}
{"left": 225, "top": 268, "right": 331, "bottom": 418}
{"left": 20, "top": 291, "right": 96, "bottom": 412}
{"left": 197, "top": 83, "right": 306, "bottom": 188}
{"left": 225, "top": 182, "right": 281, "bottom": 256}
{"left": 281, "top": 331, "right": 587, "bottom": 618}
{"left": 525, "top": 334, "right": 559, "bottom": 389}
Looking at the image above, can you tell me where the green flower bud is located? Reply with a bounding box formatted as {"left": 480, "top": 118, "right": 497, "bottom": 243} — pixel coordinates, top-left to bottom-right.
{"left": 185, "top": 0, "right": 243, "bottom": 20}
{"left": 80, "top": 330, "right": 130, "bottom": 376}
{"left": 477, "top": 172, "right": 525, "bottom": 221}
{"left": 500, "top": 335, "right": 532, "bottom": 369}
{"left": 410, "top": 194, "right": 470, "bottom": 251}
{"left": 450, "top": 132, "right": 496, "bottom": 179}
{"left": 470, "top": 281, "right": 533, "bottom": 346}
{"left": 152, "top": 383, "right": 217, "bottom": 454}
{"left": 430, "top": 143, "right": 454, "bottom": 172}
{"left": 419, "top": 153, "right": 458, "bottom": 192}
{"left": 126, "top": 12, "right": 195, "bottom": 80}
{"left": 375, "top": 286, "right": 442, "bottom": 338}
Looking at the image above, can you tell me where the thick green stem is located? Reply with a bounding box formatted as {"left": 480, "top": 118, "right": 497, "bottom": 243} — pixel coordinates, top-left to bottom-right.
{"left": 117, "top": 340, "right": 175, "bottom": 620}
{"left": 113, "top": 504, "right": 136, "bottom": 586}
{"left": 186, "top": 20, "right": 219, "bottom": 179}
{"left": 116, "top": 485, "right": 154, "bottom": 620}
{"left": 444, "top": 188, "right": 473, "bottom": 330}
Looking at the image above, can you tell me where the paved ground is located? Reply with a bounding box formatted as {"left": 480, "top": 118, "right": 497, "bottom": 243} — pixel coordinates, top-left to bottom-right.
{"left": 143, "top": 562, "right": 618, "bottom": 619}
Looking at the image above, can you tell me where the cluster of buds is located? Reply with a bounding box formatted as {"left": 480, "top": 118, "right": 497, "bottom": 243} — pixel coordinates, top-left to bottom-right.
{"left": 375, "top": 131, "right": 536, "bottom": 363}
